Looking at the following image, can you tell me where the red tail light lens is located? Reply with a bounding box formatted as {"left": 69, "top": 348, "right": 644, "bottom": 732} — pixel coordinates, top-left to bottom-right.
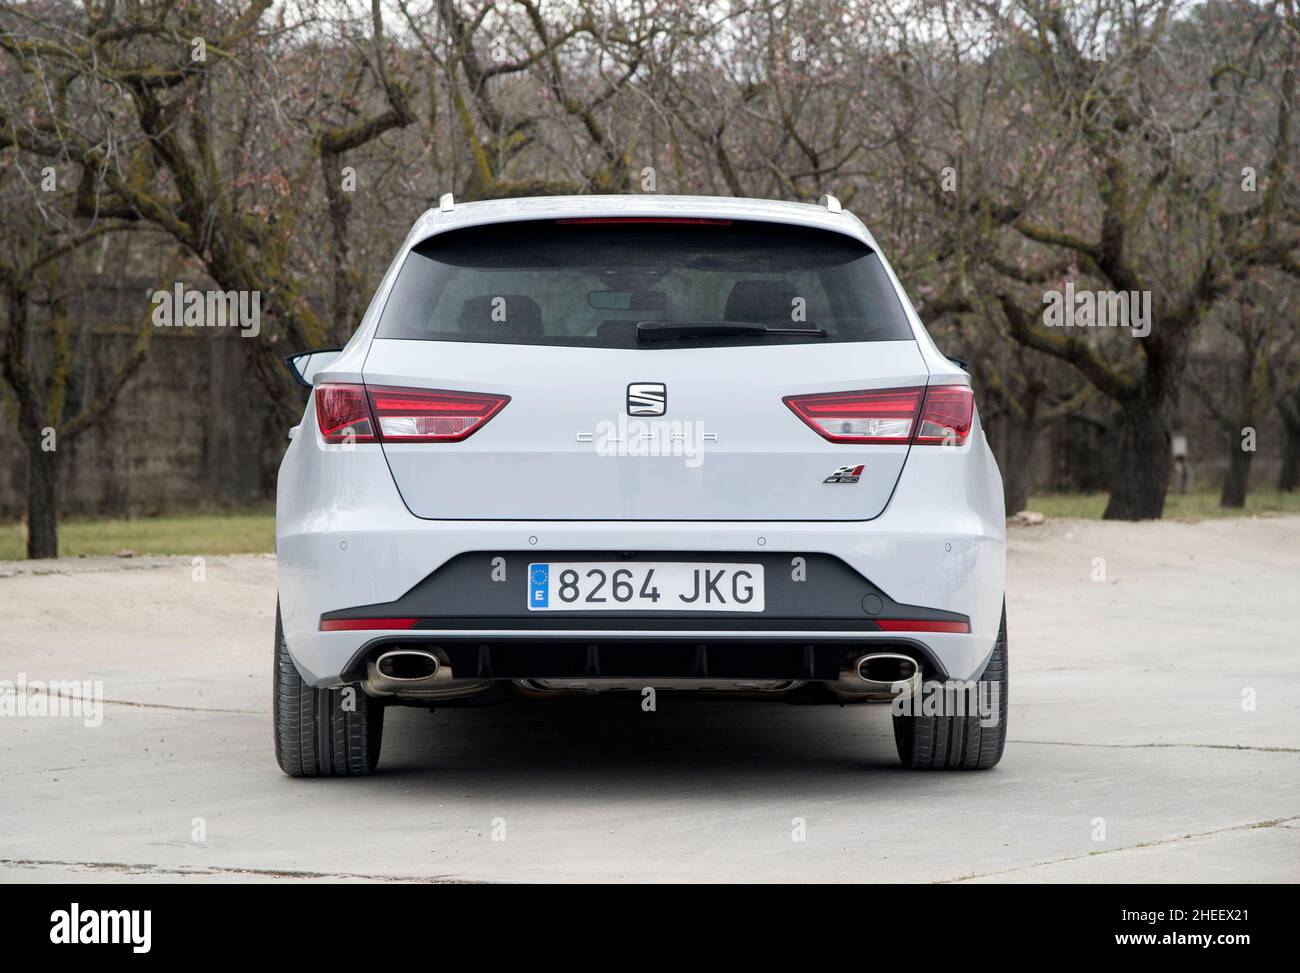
{"left": 316, "top": 384, "right": 377, "bottom": 443}
{"left": 914, "top": 386, "right": 974, "bottom": 446}
{"left": 783, "top": 385, "right": 973, "bottom": 446}
{"left": 366, "top": 386, "right": 510, "bottom": 442}
{"left": 315, "top": 384, "right": 509, "bottom": 443}
{"left": 783, "top": 387, "right": 923, "bottom": 443}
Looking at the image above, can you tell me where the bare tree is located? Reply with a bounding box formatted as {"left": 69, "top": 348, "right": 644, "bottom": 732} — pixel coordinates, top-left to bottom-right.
{"left": 0, "top": 162, "right": 154, "bottom": 558}
{"left": 1190, "top": 283, "right": 1296, "bottom": 506}
{"left": 395, "top": 0, "right": 668, "bottom": 198}
{"left": 884, "top": 0, "right": 1297, "bottom": 518}
{"left": 0, "top": 0, "right": 417, "bottom": 420}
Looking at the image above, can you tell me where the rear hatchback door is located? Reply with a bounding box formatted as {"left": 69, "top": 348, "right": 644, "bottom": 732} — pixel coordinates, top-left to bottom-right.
{"left": 360, "top": 219, "right": 929, "bottom": 522}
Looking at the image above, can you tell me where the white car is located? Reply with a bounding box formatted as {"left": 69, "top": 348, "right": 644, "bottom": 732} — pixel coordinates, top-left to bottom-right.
{"left": 274, "top": 193, "right": 1007, "bottom": 776}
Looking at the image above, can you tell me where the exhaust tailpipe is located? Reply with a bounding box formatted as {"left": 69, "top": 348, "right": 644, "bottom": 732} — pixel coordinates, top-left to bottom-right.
{"left": 856, "top": 653, "right": 918, "bottom": 686}
{"left": 375, "top": 649, "right": 440, "bottom": 682}
{"left": 366, "top": 647, "right": 494, "bottom": 700}
{"left": 831, "top": 651, "right": 921, "bottom": 701}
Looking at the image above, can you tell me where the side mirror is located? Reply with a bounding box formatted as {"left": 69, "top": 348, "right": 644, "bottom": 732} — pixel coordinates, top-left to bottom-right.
{"left": 283, "top": 347, "right": 343, "bottom": 389}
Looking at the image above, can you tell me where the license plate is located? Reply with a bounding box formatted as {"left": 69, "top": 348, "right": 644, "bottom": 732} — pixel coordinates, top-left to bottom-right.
{"left": 528, "top": 562, "right": 764, "bottom": 612}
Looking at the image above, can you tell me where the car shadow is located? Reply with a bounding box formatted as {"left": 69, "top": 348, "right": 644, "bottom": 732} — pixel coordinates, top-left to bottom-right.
{"left": 373, "top": 693, "right": 910, "bottom": 795}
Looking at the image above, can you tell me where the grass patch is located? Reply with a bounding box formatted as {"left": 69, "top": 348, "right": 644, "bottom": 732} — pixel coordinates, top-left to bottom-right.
{"left": 0, "top": 510, "right": 275, "bottom": 561}
{"left": 3, "top": 490, "right": 1298, "bottom": 560}
{"left": 1026, "top": 490, "right": 1300, "bottom": 520}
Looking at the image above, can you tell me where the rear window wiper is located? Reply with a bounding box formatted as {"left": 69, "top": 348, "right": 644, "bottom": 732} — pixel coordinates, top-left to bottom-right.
{"left": 635, "top": 321, "right": 829, "bottom": 342}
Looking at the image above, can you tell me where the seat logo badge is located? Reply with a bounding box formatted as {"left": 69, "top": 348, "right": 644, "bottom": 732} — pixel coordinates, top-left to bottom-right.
{"left": 627, "top": 382, "right": 667, "bottom": 416}
{"left": 824, "top": 464, "right": 864, "bottom": 484}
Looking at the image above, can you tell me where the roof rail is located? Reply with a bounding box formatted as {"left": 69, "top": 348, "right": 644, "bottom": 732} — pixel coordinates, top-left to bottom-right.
{"left": 438, "top": 192, "right": 455, "bottom": 213}
{"left": 819, "top": 193, "right": 842, "bottom": 214}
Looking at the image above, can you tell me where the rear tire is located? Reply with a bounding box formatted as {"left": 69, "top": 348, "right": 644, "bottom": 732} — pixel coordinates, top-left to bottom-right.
{"left": 274, "top": 607, "right": 384, "bottom": 777}
{"left": 892, "top": 604, "right": 1008, "bottom": 770}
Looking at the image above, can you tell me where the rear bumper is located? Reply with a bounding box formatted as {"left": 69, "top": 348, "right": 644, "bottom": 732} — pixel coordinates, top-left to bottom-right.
{"left": 277, "top": 423, "right": 1005, "bottom": 686}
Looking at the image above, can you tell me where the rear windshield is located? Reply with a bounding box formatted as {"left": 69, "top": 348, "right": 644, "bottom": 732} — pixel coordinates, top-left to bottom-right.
{"left": 375, "top": 219, "right": 914, "bottom": 349}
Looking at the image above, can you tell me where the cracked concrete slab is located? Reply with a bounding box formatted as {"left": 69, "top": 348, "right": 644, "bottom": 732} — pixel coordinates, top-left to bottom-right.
{"left": 1, "top": 517, "right": 1297, "bottom": 883}
{"left": 955, "top": 818, "right": 1300, "bottom": 883}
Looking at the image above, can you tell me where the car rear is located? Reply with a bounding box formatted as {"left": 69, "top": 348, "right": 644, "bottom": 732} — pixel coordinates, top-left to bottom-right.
{"left": 274, "top": 195, "right": 1006, "bottom": 775}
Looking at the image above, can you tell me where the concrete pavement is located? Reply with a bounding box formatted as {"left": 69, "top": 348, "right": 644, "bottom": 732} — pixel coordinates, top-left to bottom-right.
{"left": 2, "top": 517, "right": 1297, "bottom": 882}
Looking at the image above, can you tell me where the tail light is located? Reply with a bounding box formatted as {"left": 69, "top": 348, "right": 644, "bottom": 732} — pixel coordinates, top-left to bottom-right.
{"left": 367, "top": 386, "right": 510, "bottom": 442}
{"left": 783, "top": 385, "right": 973, "bottom": 446}
{"left": 315, "top": 384, "right": 509, "bottom": 444}
{"left": 913, "top": 386, "right": 975, "bottom": 446}
{"left": 316, "top": 384, "right": 377, "bottom": 444}
{"left": 783, "top": 387, "right": 922, "bottom": 444}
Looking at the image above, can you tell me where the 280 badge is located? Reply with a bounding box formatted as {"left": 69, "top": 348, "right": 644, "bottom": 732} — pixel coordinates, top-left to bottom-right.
{"left": 824, "top": 464, "right": 864, "bottom": 484}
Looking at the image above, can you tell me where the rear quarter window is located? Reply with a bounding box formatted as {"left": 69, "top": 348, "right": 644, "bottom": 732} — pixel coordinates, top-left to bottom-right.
{"left": 376, "top": 219, "right": 915, "bottom": 349}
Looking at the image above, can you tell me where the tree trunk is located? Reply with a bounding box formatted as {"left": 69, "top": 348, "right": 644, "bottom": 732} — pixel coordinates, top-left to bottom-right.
{"left": 319, "top": 149, "right": 359, "bottom": 346}
{"left": 1000, "top": 391, "right": 1040, "bottom": 516}
{"left": 1219, "top": 420, "right": 1253, "bottom": 508}
{"left": 3, "top": 285, "right": 59, "bottom": 558}
{"left": 1103, "top": 393, "right": 1172, "bottom": 520}
{"left": 25, "top": 439, "right": 58, "bottom": 559}
{"left": 1281, "top": 418, "right": 1300, "bottom": 492}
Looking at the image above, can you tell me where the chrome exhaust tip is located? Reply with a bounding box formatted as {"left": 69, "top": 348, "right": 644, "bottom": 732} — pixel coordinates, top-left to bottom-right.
{"left": 374, "top": 649, "right": 440, "bottom": 682}
{"left": 856, "top": 653, "right": 919, "bottom": 687}
{"left": 366, "top": 647, "right": 492, "bottom": 700}
{"left": 831, "top": 651, "right": 922, "bottom": 701}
